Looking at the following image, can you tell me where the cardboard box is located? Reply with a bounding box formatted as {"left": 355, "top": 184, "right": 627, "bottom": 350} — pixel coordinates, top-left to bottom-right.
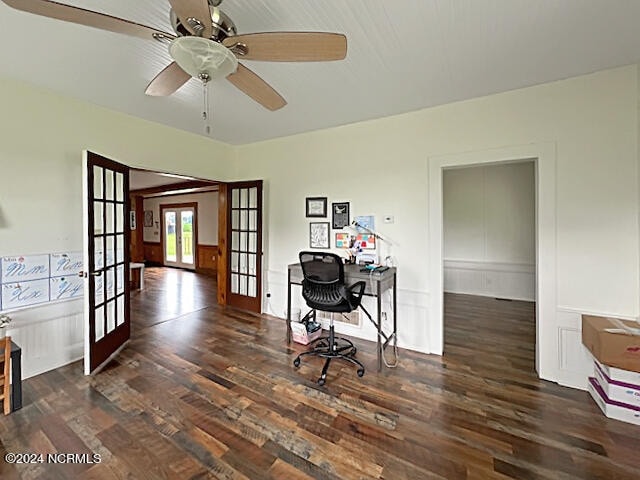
{"left": 593, "top": 357, "right": 640, "bottom": 387}
{"left": 588, "top": 377, "right": 640, "bottom": 426}
{"left": 582, "top": 315, "right": 640, "bottom": 373}
{"left": 290, "top": 322, "right": 323, "bottom": 345}
{"left": 593, "top": 361, "right": 640, "bottom": 408}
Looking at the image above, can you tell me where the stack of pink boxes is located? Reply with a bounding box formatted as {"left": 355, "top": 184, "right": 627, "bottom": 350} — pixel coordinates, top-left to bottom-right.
{"left": 582, "top": 315, "right": 640, "bottom": 425}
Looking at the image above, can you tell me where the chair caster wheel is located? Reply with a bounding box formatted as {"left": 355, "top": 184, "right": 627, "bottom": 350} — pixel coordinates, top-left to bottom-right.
{"left": 357, "top": 369, "right": 365, "bottom": 377}
{"left": 317, "top": 377, "right": 326, "bottom": 386}
{"left": 293, "top": 358, "right": 300, "bottom": 368}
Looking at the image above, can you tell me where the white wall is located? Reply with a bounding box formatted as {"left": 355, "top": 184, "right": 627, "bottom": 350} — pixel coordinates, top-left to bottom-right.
{"left": 142, "top": 191, "right": 219, "bottom": 245}
{"left": 234, "top": 65, "right": 640, "bottom": 389}
{"left": 0, "top": 77, "right": 234, "bottom": 378}
{"left": 443, "top": 162, "right": 535, "bottom": 300}
{"left": 2, "top": 65, "right": 640, "bottom": 389}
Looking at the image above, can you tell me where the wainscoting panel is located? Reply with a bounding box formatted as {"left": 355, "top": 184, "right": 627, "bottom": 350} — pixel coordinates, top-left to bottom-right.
{"left": 5, "top": 299, "right": 84, "bottom": 379}
{"left": 197, "top": 244, "right": 218, "bottom": 275}
{"left": 143, "top": 241, "right": 163, "bottom": 265}
{"left": 554, "top": 307, "right": 638, "bottom": 390}
{"left": 444, "top": 259, "right": 535, "bottom": 301}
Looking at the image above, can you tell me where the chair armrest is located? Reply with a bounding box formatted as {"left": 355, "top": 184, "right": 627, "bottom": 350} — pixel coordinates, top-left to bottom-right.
{"left": 342, "top": 281, "right": 366, "bottom": 309}
{"left": 346, "top": 281, "right": 366, "bottom": 301}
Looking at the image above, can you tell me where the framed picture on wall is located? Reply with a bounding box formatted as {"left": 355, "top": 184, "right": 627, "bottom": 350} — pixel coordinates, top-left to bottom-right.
{"left": 332, "top": 202, "right": 350, "bottom": 229}
{"left": 309, "top": 222, "right": 330, "bottom": 248}
{"left": 306, "top": 197, "right": 327, "bottom": 217}
{"left": 143, "top": 210, "right": 153, "bottom": 227}
{"left": 130, "top": 211, "right": 136, "bottom": 230}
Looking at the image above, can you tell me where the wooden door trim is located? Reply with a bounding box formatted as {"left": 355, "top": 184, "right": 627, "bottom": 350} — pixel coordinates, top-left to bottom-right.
{"left": 217, "top": 184, "right": 228, "bottom": 306}
{"left": 131, "top": 194, "right": 144, "bottom": 262}
{"left": 130, "top": 180, "right": 218, "bottom": 196}
{"left": 159, "top": 202, "right": 198, "bottom": 269}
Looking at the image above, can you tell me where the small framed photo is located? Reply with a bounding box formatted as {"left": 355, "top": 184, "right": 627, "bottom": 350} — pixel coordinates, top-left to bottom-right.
{"left": 143, "top": 210, "right": 154, "bottom": 227}
{"left": 306, "top": 197, "right": 327, "bottom": 218}
{"left": 309, "top": 222, "right": 330, "bottom": 249}
{"left": 332, "top": 202, "right": 350, "bottom": 229}
{"left": 130, "top": 211, "right": 137, "bottom": 230}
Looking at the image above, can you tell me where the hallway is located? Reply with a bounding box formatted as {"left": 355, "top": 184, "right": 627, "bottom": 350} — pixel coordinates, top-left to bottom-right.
{"left": 130, "top": 267, "right": 217, "bottom": 330}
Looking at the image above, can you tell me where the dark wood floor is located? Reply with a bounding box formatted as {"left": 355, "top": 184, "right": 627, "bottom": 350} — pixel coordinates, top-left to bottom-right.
{"left": 1, "top": 271, "right": 639, "bottom": 479}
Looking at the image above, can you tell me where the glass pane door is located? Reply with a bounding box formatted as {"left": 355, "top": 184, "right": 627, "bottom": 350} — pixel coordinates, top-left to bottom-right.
{"left": 181, "top": 210, "right": 194, "bottom": 265}
{"left": 227, "top": 181, "right": 262, "bottom": 312}
{"left": 83, "top": 151, "right": 130, "bottom": 374}
{"left": 164, "top": 211, "right": 177, "bottom": 263}
{"left": 162, "top": 205, "right": 196, "bottom": 270}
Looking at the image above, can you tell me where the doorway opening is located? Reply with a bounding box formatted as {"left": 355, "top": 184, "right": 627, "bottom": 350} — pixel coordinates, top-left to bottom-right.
{"left": 442, "top": 161, "right": 536, "bottom": 375}
{"left": 83, "top": 153, "right": 265, "bottom": 374}
{"left": 128, "top": 169, "right": 220, "bottom": 330}
{"left": 128, "top": 170, "right": 264, "bottom": 316}
{"left": 428, "top": 143, "right": 557, "bottom": 382}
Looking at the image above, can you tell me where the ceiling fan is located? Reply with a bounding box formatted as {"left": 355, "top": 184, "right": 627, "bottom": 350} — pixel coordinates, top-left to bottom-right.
{"left": 0, "top": 0, "right": 347, "bottom": 111}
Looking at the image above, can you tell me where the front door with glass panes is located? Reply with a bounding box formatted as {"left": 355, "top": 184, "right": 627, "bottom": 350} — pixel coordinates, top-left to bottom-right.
{"left": 82, "top": 151, "right": 130, "bottom": 375}
{"left": 162, "top": 204, "right": 196, "bottom": 269}
{"left": 228, "top": 181, "right": 262, "bottom": 312}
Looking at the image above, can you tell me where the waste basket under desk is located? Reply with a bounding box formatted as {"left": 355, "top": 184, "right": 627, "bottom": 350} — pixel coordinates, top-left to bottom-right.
{"left": 287, "top": 262, "right": 397, "bottom": 371}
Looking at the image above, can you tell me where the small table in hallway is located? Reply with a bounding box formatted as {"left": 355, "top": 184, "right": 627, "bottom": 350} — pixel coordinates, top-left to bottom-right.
{"left": 130, "top": 262, "right": 145, "bottom": 290}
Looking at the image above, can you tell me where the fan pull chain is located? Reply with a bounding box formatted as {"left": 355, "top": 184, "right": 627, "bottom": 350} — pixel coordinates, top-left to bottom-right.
{"left": 200, "top": 73, "right": 212, "bottom": 135}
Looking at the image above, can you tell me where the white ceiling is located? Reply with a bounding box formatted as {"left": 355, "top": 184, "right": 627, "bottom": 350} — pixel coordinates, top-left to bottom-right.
{"left": 2, "top": 1, "right": 640, "bottom": 145}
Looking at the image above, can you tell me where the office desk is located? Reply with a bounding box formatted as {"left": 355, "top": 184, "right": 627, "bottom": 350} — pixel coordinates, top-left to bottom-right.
{"left": 287, "top": 263, "right": 397, "bottom": 371}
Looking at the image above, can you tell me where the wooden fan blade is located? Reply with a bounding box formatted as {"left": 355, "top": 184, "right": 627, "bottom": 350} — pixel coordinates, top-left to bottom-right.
{"left": 227, "top": 64, "right": 286, "bottom": 111}
{"left": 168, "top": 0, "right": 212, "bottom": 39}
{"left": 1, "top": 0, "right": 175, "bottom": 41}
{"left": 223, "top": 32, "right": 347, "bottom": 62}
{"left": 145, "top": 62, "right": 191, "bottom": 97}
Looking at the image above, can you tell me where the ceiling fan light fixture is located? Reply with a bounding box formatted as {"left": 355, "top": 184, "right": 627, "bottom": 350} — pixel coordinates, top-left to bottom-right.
{"left": 169, "top": 36, "right": 237, "bottom": 80}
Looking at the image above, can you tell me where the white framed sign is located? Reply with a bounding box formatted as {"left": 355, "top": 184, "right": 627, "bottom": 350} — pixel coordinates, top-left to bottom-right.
{"left": 1, "top": 254, "right": 50, "bottom": 282}
{"left": 2, "top": 279, "right": 50, "bottom": 310}
{"left": 50, "top": 252, "right": 83, "bottom": 278}
{"left": 50, "top": 276, "right": 84, "bottom": 301}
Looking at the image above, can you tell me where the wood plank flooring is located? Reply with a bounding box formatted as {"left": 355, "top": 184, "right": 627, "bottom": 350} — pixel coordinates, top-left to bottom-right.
{"left": 1, "top": 271, "right": 639, "bottom": 479}
{"left": 130, "top": 267, "right": 218, "bottom": 330}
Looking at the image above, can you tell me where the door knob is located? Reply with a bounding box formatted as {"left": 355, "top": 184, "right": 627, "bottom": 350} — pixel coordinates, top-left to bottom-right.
{"left": 79, "top": 270, "right": 102, "bottom": 277}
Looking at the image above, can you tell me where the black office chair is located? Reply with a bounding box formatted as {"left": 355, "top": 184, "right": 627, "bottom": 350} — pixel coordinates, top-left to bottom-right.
{"left": 293, "top": 251, "right": 370, "bottom": 385}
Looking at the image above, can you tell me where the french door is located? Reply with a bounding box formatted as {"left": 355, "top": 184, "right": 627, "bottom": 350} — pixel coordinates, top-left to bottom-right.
{"left": 161, "top": 204, "right": 196, "bottom": 270}
{"left": 227, "top": 181, "right": 263, "bottom": 312}
{"left": 82, "top": 151, "right": 130, "bottom": 374}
